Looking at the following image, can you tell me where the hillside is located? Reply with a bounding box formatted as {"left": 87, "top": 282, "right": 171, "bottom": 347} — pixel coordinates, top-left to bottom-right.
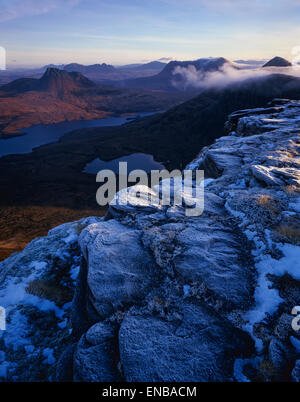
{"left": 117, "top": 57, "right": 236, "bottom": 91}
{"left": 0, "top": 68, "right": 186, "bottom": 137}
{"left": 88, "top": 73, "right": 300, "bottom": 169}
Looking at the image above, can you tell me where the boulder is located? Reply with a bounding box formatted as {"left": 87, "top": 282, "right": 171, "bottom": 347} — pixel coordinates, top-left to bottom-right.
{"left": 173, "top": 219, "right": 254, "bottom": 309}
{"left": 73, "top": 322, "right": 120, "bottom": 382}
{"left": 119, "top": 302, "right": 254, "bottom": 381}
{"left": 79, "top": 220, "right": 158, "bottom": 319}
{"left": 292, "top": 360, "right": 300, "bottom": 382}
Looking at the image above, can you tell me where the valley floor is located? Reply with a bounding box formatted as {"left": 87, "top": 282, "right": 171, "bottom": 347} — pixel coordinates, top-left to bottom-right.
{"left": 0, "top": 205, "right": 106, "bottom": 261}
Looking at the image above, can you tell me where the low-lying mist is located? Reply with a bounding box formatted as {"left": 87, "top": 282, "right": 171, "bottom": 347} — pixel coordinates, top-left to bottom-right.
{"left": 172, "top": 63, "right": 300, "bottom": 90}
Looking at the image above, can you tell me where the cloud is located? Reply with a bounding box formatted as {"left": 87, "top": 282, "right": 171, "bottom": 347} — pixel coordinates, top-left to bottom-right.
{"left": 172, "top": 62, "right": 300, "bottom": 90}
{"left": 0, "top": 0, "right": 80, "bottom": 22}
{"left": 158, "top": 57, "right": 174, "bottom": 62}
{"left": 159, "top": 0, "right": 300, "bottom": 19}
{"left": 160, "top": 0, "right": 299, "bottom": 10}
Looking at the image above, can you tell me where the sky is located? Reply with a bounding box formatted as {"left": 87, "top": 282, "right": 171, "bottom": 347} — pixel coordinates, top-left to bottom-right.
{"left": 0, "top": 0, "right": 300, "bottom": 67}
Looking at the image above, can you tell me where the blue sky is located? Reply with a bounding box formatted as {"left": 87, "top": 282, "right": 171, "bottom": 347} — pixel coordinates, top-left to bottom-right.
{"left": 0, "top": 0, "right": 300, "bottom": 67}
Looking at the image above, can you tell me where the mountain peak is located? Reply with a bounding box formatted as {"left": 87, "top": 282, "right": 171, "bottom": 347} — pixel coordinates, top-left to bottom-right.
{"left": 160, "top": 57, "right": 233, "bottom": 76}
{"left": 262, "top": 56, "right": 292, "bottom": 67}
{"left": 42, "top": 67, "right": 69, "bottom": 78}
{"left": 39, "top": 67, "right": 96, "bottom": 95}
{"left": 118, "top": 57, "right": 235, "bottom": 92}
{"left": 64, "top": 63, "right": 115, "bottom": 74}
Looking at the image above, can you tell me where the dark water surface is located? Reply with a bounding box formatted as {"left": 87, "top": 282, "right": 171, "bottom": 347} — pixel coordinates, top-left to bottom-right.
{"left": 0, "top": 112, "right": 155, "bottom": 158}
{"left": 83, "top": 153, "right": 165, "bottom": 175}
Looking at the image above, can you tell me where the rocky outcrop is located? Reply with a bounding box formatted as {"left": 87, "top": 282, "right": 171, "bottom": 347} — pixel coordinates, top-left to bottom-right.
{"left": 73, "top": 321, "right": 120, "bottom": 382}
{"left": 0, "top": 99, "right": 299, "bottom": 382}
{"left": 79, "top": 220, "right": 158, "bottom": 320}
{"left": 0, "top": 217, "right": 101, "bottom": 381}
{"left": 119, "top": 303, "right": 251, "bottom": 382}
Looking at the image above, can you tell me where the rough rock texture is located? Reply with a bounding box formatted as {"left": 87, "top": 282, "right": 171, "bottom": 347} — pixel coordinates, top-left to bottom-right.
{"left": 1, "top": 99, "right": 300, "bottom": 382}
{"left": 119, "top": 302, "right": 251, "bottom": 382}
{"left": 79, "top": 220, "right": 158, "bottom": 320}
{"left": 292, "top": 360, "right": 300, "bottom": 382}
{"left": 73, "top": 322, "right": 120, "bottom": 382}
{"left": 0, "top": 217, "right": 102, "bottom": 381}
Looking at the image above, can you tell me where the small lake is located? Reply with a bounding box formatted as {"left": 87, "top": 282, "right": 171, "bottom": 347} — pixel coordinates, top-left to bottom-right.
{"left": 83, "top": 153, "right": 165, "bottom": 174}
{"left": 0, "top": 112, "right": 156, "bottom": 158}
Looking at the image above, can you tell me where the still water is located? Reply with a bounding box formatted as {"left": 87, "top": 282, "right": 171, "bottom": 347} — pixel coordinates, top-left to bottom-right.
{"left": 83, "top": 153, "right": 165, "bottom": 174}
{"left": 0, "top": 112, "right": 155, "bottom": 158}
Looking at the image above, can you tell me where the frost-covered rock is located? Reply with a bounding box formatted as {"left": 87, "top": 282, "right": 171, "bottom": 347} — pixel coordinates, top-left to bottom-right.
{"left": 173, "top": 218, "right": 254, "bottom": 309}
{"left": 79, "top": 220, "right": 158, "bottom": 319}
{"left": 0, "top": 217, "right": 101, "bottom": 381}
{"left": 292, "top": 360, "right": 300, "bottom": 382}
{"left": 119, "top": 302, "right": 253, "bottom": 382}
{"left": 73, "top": 322, "right": 120, "bottom": 382}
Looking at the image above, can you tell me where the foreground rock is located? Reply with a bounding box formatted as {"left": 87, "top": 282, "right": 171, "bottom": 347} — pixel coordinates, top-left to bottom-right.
{"left": 0, "top": 217, "right": 101, "bottom": 381}
{"left": 119, "top": 302, "right": 251, "bottom": 381}
{"left": 0, "top": 99, "right": 299, "bottom": 381}
{"left": 79, "top": 220, "right": 158, "bottom": 320}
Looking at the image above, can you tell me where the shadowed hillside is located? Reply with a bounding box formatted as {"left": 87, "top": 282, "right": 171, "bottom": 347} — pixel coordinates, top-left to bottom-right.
{"left": 117, "top": 57, "right": 236, "bottom": 91}
{"left": 0, "top": 68, "right": 188, "bottom": 137}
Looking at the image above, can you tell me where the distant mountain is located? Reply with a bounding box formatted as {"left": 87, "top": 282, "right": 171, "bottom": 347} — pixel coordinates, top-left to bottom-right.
{"left": 234, "top": 59, "right": 266, "bottom": 65}
{"left": 0, "top": 61, "right": 167, "bottom": 86}
{"left": 1, "top": 67, "right": 96, "bottom": 96}
{"left": 0, "top": 68, "right": 187, "bottom": 137}
{"left": 39, "top": 67, "right": 97, "bottom": 95}
{"left": 64, "top": 63, "right": 115, "bottom": 74}
{"left": 117, "top": 63, "right": 143, "bottom": 69}
{"left": 44, "top": 64, "right": 65, "bottom": 70}
{"left": 63, "top": 62, "right": 168, "bottom": 83}
{"left": 119, "top": 61, "right": 166, "bottom": 71}
{"left": 117, "top": 57, "right": 236, "bottom": 92}
{"left": 263, "top": 57, "right": 292, "bottom": 68}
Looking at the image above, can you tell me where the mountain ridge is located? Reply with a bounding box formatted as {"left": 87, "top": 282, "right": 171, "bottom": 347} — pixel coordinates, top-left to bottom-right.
{"left": 0, "top": 67, "right": 97, "bottom": 96}
{"left": 117, "top": 57, "right": 236, "bottom": 91}
{"left": 64, "top": 62, "right": 115, "bottom": 74}
{"left": 0, "top": 68, "right": 187, "bottom": 136}
{"left": 263, "top": 56, "right": 292, "bottom": 68}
